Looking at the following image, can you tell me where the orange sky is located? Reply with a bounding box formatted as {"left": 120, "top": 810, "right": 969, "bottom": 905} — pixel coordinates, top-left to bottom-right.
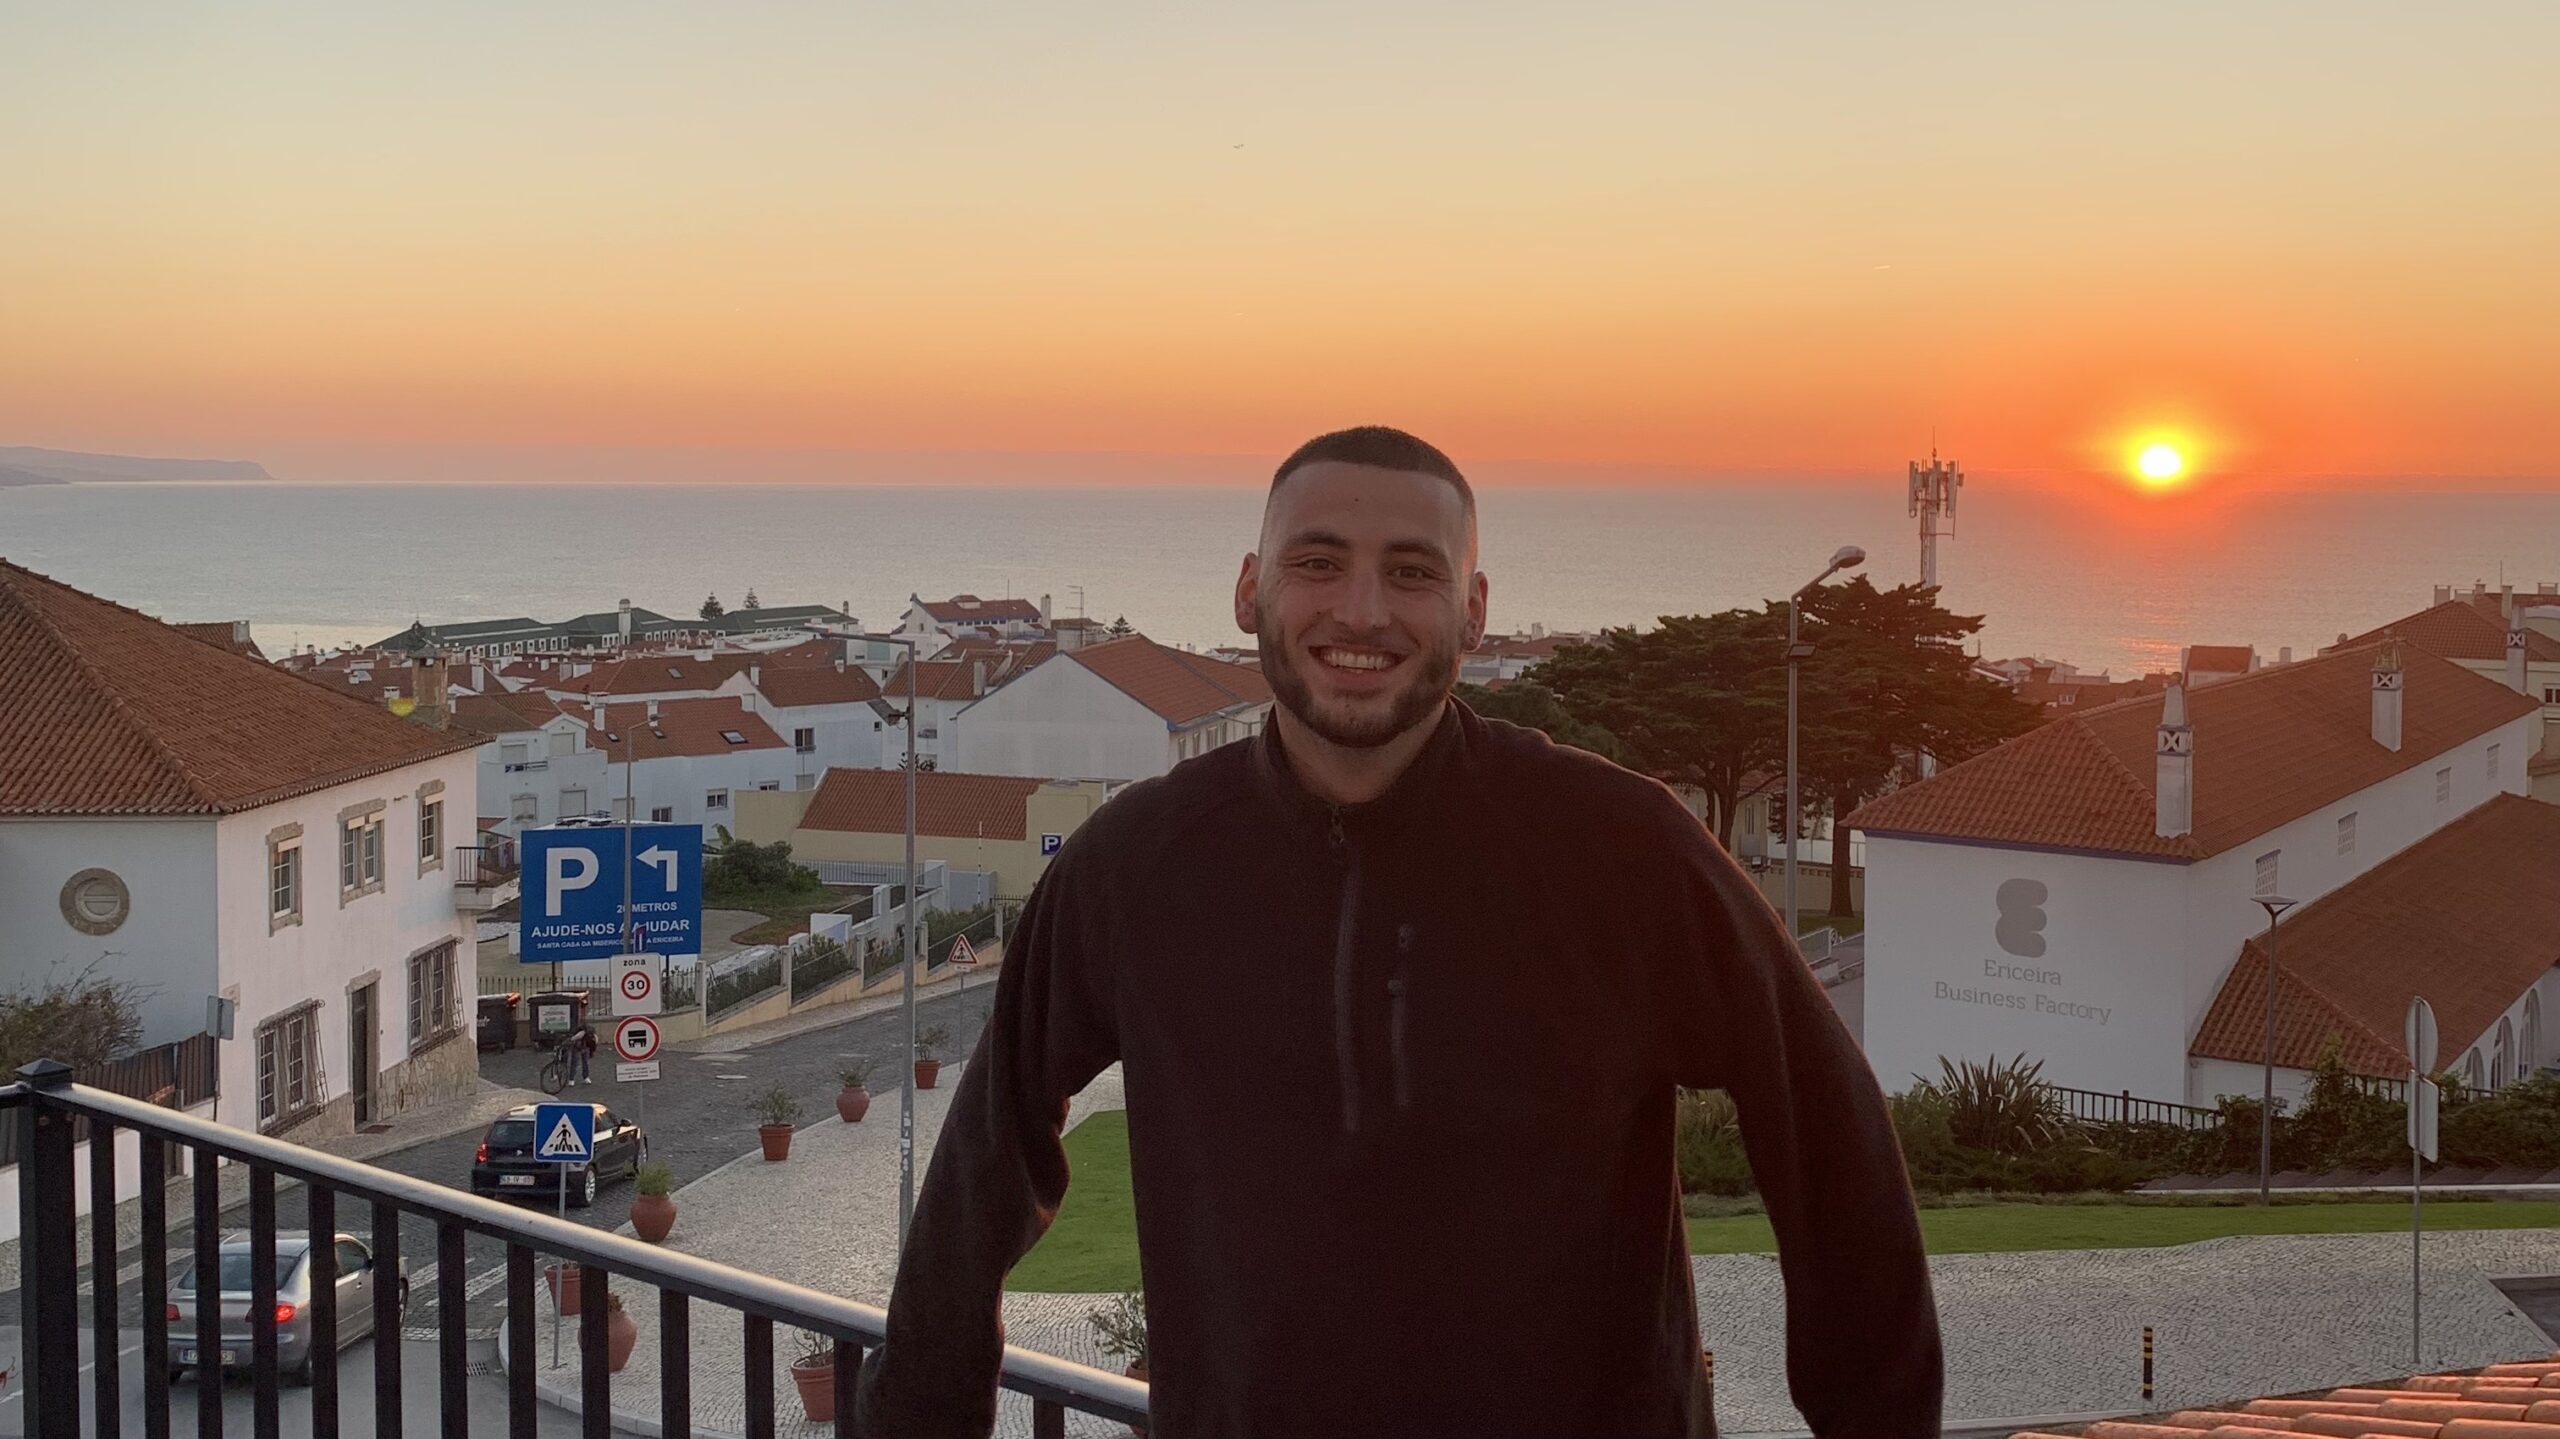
{"left": 3, "top": 4, "right": 2555, "bottom": 486}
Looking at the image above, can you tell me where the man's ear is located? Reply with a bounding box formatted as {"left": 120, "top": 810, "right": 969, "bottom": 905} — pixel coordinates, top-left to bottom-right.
{"left": 1234, "top": 553, "right": 1262, "bottom": 634}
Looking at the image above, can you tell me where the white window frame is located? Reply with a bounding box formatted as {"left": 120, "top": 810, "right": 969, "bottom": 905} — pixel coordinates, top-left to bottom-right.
{"left": 2253, "top": 850, "right": 2280, "bottom": 898}
{"left": 417, "top": 797, "right": 443, "bottom": 875}
{"left": 650, "top": 806, "right": 674, "bottom": 823}
{"left": 268, "top": 829, "right": 303, "bottom": 933}
{"left": 2436, "top": 767, "right": 2453, "bottom": 804}
{"left": 2336, "top": 812, "right": 2356, "bottom": 857}
{"left": 257, "top": 1002, "right": 321, "bottom": 1132}
{"left": 2489, "top": 742, "right": 2503, "bottom": 783}
{"left": 705, "top": 789, "right": 730, "bottom": 812}
{"left": 794, "top": 727, "right": 816, "bottom": 754}
{"left": 408, "top": 940, "right": 460, "bottom": 1050}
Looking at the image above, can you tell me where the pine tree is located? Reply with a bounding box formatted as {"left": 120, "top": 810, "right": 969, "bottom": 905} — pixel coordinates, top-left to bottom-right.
{"left": 743, "top": 589, "right": 762, "bottom": 610}
{"left": 700, "top": 595, "right": 725, "bottom": 619}
{"left": 1107, "top": 615, "right": 1133, "bottom": 637}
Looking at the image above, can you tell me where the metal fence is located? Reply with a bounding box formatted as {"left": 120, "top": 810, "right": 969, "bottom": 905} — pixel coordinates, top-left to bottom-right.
{"left": 2038, "top": 1083, "right": 2225, "bottom": 1132}
{"left": 3, "top": 1065, "right": 1148, "bottom": 1439}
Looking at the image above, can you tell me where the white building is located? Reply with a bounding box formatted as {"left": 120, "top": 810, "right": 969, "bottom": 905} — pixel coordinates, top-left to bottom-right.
{"left": 2330, "top": 589, "right": 2560, "bottom": 800}
{"left": 0, "top": 562, "right": 490, "bottom": 1151}
{"left": 953, "top": 635, "right": 1273, "bottom": 782}
{"left": 1459, "top": 627, "right": 1589, "bottom": 688}
{"left": 452, "top": 690, "right": 614, "bottom": 834}
{"left": 899, "top": 593, "right": 1047, "bottom": 645}
{"left": 1849, "top": 641, "right": 2542, "bottom": 1107}
{"left": 726, "top": 661, "right": 888, "bottom": 788}
{"left": 577, "top": 696, "right": 796, "bottom": 831}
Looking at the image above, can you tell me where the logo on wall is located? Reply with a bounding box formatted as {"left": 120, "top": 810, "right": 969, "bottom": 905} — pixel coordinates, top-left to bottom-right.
{"left": 1994, "top": 878, "right": 2048, "bottom": 958}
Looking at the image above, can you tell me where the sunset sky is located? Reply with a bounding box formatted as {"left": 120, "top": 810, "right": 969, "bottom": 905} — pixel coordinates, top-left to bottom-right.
{"left": 4, "top": 3, "right": 2555, "bottom": 487}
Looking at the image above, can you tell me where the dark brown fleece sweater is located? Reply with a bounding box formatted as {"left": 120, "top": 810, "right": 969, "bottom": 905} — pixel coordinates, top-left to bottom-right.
{"left": 854, "top": 702, "right": 1941, "bottom": 1438}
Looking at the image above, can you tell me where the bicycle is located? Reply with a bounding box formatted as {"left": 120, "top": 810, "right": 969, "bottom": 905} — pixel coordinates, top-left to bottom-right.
{"left": 538, "top": 1035, "right": 575, "bottom": 1095}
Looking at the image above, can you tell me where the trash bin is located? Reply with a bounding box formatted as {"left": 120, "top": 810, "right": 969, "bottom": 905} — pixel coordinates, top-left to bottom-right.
{"left": 526, "top": 990, "right": 589, "bottom": 1046}
{"left": 477, "top": 992, "right": 521, "bottom": 1051}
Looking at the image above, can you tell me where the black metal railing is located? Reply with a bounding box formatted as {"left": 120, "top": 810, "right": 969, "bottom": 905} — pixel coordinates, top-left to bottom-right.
{"left": 454, "top": 839, "right": 521, "bottom": 890}
{"left": 6, "top": 1060, "right": 1148, "bottom": 1439}
{"left": 2039, "top": 1083, "right": 2225, "bottom": 1131}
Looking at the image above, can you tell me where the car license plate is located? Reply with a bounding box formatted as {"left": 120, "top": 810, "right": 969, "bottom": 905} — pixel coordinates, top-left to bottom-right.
{"left": 219, "top": 1349, "right": 237, "bottom": 1365}
{"left": 500, "top": 1174, "right": 537, "bottom": 1187}
{"left": 179, "top": 1347, "right": 196, "bottom": 1364}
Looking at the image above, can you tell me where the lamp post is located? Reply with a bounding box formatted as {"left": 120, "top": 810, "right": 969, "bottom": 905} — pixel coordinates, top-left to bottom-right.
{"left": 2254, "top": 894, "right": 2298, "bottom": 1206}
{"left": 1786, "top": 545, "right": 1866, "bottom": 941}
{"left": 880, "top": 636, "right": 923, "bottom": 1252}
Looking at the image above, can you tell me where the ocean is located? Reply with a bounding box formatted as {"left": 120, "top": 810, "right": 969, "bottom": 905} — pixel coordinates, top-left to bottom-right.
{"left": 5, "top": 479, "right": 2558, "bottom": 679}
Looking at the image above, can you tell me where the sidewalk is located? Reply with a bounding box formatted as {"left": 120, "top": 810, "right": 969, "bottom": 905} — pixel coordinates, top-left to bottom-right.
{"left": 680, "top": 953, "right": 1001, "bottom": 1056}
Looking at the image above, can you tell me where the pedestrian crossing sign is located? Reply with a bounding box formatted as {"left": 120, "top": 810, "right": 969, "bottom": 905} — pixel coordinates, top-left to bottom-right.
{"left": 533, "top": 1102, "right": 594, "bottom": 1164}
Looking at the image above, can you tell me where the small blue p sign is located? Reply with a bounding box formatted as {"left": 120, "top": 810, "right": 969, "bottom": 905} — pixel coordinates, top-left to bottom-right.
{"left": 1040, "top": 833, "right": 1064, "bottom": 856}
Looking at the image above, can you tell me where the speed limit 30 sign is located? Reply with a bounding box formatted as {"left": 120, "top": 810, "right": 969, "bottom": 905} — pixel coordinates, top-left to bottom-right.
{"left": 614, "top": 1016, "right": 663, "bottom": 1064}
{"left": 614, "top": 953, "right": 661, "bottom": 1016}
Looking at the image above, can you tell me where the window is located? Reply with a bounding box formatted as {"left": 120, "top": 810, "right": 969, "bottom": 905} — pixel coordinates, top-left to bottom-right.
{"left": 417, "top": 798, "right": 443, "bottom": 871}
{"left": 2527, "top": 992, "right": 2543, "bottom": 1075}
{"left": 267, "top": 827, "right": 303, "bottom": 932}
{"left": 720, "top": 730, "right": 749, "bottom": 746}
{"left": 2543, "top": 685, "right": 2560, "bottom": 705}
{"left": 408, "top": 941, "right": 459, "bottom": 1049}
{"left": 339, "top": 807, "right": 385, "bottom": 900}
{"left": 512, "top": 793, "right": 539, "bottom": 826}
{"left": 2494, "top": 1017, "right": 2515, "bottom": 1090}
{"left": 755, "top": 780, "right": 781, "bottom": 791}
{"left": 2490, "top": 742, "right": 2503, "bottom": 782}
{"left": 2253, "top": 850, "right": 2280, "bottom": 898}
{"left": 794, "top": 727, "right": 816, "bottom": 754}
{"left": 2464, "top": 1049, "right": 2485, "bottom": 1090}
{"left": 2436, "top": 767, "right": 2453, "bottom": 804}
{"left": 560, "top": 788, "right": 587, "bottom": 817}
{"left": 705, "top": 789, "right": 730, "bottom": 811}
{"left": 651, "top": 806, "right": 674, "bottom": 823}
{"left": 255, "top": 1003, "right": 320, "bottom": 1131}
{"left": 2336, "top": 812, "right": 2357, "bottom": 856}
{"left": 501, "top": 741, "right": 530, "bottom": 767}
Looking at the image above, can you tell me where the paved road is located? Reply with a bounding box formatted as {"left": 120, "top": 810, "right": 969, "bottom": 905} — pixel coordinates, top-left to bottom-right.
{"left": 5, "top": 976, "right": 1000, "bottom": 1354}
{"left": 0, "top": 1336, "right": 586, "bottom": 1437}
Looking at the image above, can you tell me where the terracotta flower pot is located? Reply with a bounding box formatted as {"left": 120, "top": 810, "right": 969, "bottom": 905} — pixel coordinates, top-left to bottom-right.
{"left": 543, "top": 1265, "right": 584, "bottom": 1315}
{"left": 836, "top": 1086, "right": 871, "bottom": 1123}
{"left": 913, "top": 1058, "right": 942, "bottom": 1090}
{"left": 759, "top": 1123, "right": 794, "bottom": 1161}
{"left": 607, "top": 1305, "right": 639, "bottom": 1372}
{"left": 630, "top": 1192, "right": 677, "bottom": 1244}
{"left": 791, "top": 1356, "right": 837, "bottom": 1422}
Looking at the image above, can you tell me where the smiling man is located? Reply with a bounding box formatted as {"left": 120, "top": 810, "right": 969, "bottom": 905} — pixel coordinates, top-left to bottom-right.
{"left": 854, "top": 427, "right": 1941, "bottom": 1438}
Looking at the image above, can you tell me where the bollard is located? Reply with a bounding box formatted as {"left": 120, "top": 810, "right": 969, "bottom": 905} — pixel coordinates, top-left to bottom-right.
{"left": 2141, "top": 1325, "right": 2154, "bottom": 1401}
{"left": 1702, "top": 1348, "right": 1715, "bottom": 1395}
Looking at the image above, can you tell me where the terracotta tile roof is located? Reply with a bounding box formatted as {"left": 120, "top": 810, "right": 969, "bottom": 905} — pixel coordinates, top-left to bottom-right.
{"left": 798, "top": 767, "right": 1048, "bottom": 841}
{"left": 551, "top": 655, "right": 753, "bottom": 696}
{"left": 916, "top": 594, "right": 1044, "bottom": 625}
{"left": 881, "top": 659, "right": 985, "bottom": 703}
{"left": 1066, "top": 636, "right": 1274, "bottom": 725}
{"left": 2189, "top": 794, "right": 2560, "bottom": 1076}
{"left": 754, "top": 665, "right": 883, "bottom": 708}
{"left": 2184, "top": 643, "right": 2257, "bottom": 674}
{"left": 1848, "top": 643, "right": 2538, "bottom": 861}
{"left": 580, "top": 696, "right": 785, "bottom": 759}
{"left": 2005, "top": 1348, "right": 2560, "bottom": 1437}
{"left": 305, "top": 655, "right": 419, "bottom": 700}
{"left": 450, "top": 690, "right": 573, "bottom": 736}
{"left": 2335, "top": 598, "right": 2560, "bottom": 665}
{"left": 173, "top": 621, "right": 265, "bottom": 660}
{"left": 0, "top": 562, "right": 478, "bottom": 816}
{"left": 750, "top": 636, "right": 843, "bottom": 667}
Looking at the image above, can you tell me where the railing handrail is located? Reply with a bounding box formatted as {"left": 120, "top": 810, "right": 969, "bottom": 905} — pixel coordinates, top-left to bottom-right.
{"left": 2, "top": 1071, "right": 1148, "bottom": 1423}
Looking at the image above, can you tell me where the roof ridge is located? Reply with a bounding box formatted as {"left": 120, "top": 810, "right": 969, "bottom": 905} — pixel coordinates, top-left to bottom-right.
{"left": 2067, "top": 714, "right": 2199, "bottom": 858}
{"left": 1, "top": 562, "right": 225, "bottom": 810}
{"left": 1168, "top": 646, "right": 1251, "bottom": 710}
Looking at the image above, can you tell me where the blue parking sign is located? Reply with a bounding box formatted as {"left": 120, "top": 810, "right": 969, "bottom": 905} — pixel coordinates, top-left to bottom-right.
{"left": 1040, "top": 833, "right": 1064, "bottom": 856}
{"left": 533, "top": 1103, "right": 594, "bottom": 1165}
{"left": 520, "top": 824, "right": 704, "bottom": 963}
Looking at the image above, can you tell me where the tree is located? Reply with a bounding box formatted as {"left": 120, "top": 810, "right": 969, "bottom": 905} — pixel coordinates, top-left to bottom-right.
{"left": 1108, "top": 615, "right": 1133, "bottom": 637}
{"left": 742, "top": 589, "right": 762, "bottom": 610}
{"left": 700, "top": 594, "right": 725, "bottom": 620}
{"left": 1788, "top": 579, "right": 2043, "bottom": 915}
{"left": 1454, "top": 682, "right": 1629, "bottom": 764}
{"left": 0, "top": 967, "right": 147, "bottom": 1074}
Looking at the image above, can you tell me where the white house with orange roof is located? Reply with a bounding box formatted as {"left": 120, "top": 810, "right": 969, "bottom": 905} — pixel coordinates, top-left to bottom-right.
{"left": 574, "top": 695, "right": 795, "bottom": 831}
{"left": 2330, "top": 587, "right": 2560, "bottom": 800}
{"left": 1849, "top": 641, "right": 2545, "bottom": 1107}
{"left": 951, "top": 634, "right": 1273, "bottom": 782}
{"left": 898, "top": 593, "right": 1049, "bottom": 645}
{"left": 451, "top": 689, "right": 614, "bottom": 834}
{"left": 720, "top": 660, "right": 889, "bottom": 787}
{"left": 0, "top": 562, "right": 490, "bottom": 1163}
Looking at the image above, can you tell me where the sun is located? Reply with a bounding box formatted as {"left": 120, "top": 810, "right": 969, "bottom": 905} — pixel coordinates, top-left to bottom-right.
{"left": 2136, "top": 444, "right": 2185, "bottom": 484}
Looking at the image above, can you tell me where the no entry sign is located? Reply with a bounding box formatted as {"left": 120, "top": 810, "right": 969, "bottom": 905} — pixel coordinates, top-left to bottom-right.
{"left": 613, "top": 1016, "right": 662, "bottom": 1064}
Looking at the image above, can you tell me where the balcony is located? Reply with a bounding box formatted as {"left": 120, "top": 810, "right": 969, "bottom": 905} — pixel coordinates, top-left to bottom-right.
{"left": 2, "top": 1063, "right": 1148, "bottom": 1437}
{"left": 502, "top": 758, "right": 550, "bottom": 774}
{"left": 452, "top": 840, "right": 521, "bottom": 914}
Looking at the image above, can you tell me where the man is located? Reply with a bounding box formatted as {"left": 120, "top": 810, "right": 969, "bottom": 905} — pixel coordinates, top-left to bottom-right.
{"left": 855, "top": 427, "right": 1940, "bottom": 1437}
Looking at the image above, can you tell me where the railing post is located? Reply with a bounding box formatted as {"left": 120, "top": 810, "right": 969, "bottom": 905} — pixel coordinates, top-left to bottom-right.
{"left": 15, "top": 1059, "right": 81, "bottom": 1439}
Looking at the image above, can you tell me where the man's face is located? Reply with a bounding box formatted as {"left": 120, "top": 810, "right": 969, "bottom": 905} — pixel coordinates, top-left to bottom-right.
{"left": 1235, "top": 461, "right": 1487, "bottom": 750}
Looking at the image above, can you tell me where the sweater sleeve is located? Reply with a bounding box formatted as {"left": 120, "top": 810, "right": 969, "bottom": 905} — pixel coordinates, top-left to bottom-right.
{"left": 851, "top": 852, "right": 1122, "bottom": 1439}
{"left": 1645, "top": 803, "right": 1943, "bottom": 1437}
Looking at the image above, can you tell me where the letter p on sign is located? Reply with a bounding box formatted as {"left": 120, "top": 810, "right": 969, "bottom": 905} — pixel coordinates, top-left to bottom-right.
{"left": 545, "top": 846, "right": 598, "bottom": 917}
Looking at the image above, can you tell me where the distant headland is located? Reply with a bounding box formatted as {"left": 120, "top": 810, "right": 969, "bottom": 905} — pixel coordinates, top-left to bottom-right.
{"left": 0, "top": 446, "right": 276, "bottom": 486}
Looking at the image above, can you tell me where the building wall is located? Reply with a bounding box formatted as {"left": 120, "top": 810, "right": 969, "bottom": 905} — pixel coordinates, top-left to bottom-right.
{"left": 0, "top": 817, "right": 222, "bottom": 1048}
{"left": 761, "top": 779, "right": 1113, "bottom": 898}
{"left": 600, "top": 747, "right": 797, "bottom": 833}
{"left": 477, "top": 718, "right": 612, "bottom": 834}
{"left": 953, "top": 659, "right": 1168, "bottom": 781}
{"left": 211, "top": 748, "right": 483, "bottom": 1139}
{"left": 1861, "top": 835, "right": 2192, "bottom": 1100}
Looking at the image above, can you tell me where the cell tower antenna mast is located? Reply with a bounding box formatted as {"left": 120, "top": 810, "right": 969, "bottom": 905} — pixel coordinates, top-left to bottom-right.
{"left": 1908, "top": 443, "right": 1963, "bottom": 589}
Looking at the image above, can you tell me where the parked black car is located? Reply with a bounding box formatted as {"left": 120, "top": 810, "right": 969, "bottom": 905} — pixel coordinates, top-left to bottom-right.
{"left": 469, "top": 1102, "right": 647, "bottom": 1208}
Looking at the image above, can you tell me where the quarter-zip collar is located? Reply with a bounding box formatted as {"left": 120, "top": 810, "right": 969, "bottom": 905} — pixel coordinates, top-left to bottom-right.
{"left": 1249, "top": 698, "right": 1474, "bottom": 847}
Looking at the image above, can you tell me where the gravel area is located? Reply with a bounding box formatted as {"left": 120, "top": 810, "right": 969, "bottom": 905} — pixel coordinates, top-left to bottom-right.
{"left": 508, "top": 1064, "right": 2560, "bottom": 1436}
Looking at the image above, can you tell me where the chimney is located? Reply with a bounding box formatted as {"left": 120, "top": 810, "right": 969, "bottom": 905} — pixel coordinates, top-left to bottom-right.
{"left": 750, "top": 663, "right": 762, "bottom": 687}
{"left": 833, "top": 659, "right": 845, "bottom": 673}
{"left": 972, "top": 658, "right": 988, "bottom": 694}
{"left": 617, "top": 598, "right": 632, "bottom": 642}
{"left": 1531, "top": 621, "right": 1546, "bottom": 640}
{"left": 1041, "top": 593, "right": 1053, "bottom": 627}
{"left": 2277, "top": 646, "right": 2292, "bottom": 665}
{"left": 2155, "top": 680, "right": 2193, "bottom": 839}
{"left": 2373, "top": 639, "right": 2404, "bottom": 752}
{"left": 2508, "top": 593, "right": 2530, "bottom": 693}
{"left": 645, "top": 699, "right": 660, "bottom": 723}
{"left": 410, "top": 654, "right": 450, "bottom": 729}
{"left": 2434, "top": 584, "right": 2454, "bottom": 606}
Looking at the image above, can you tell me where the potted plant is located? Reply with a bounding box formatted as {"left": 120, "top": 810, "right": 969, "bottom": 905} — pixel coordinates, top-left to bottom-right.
{"left": 913, "top": 1024, "right": 952, "bottom": 1089}
{"left": 754, "top": 1086, "right": 803, "bottom": 1161}
{"left": 1087, "top": 1290, "right": 1150, "bottom": 1436}
{"left": 604, "top": 1291, "right": 640, "bottom": 1373}
{"left": 543, "top": 1263, "right": 585, "bottom": 1315}
{"left": 836, "top": 1058, "right": 877, "bottom": 1123}
{"left": 789, "top": 1327, "right": 840, "bottom": 1422}
{"left": 630, "top": 1160, "right": 677, "bottom": 1243}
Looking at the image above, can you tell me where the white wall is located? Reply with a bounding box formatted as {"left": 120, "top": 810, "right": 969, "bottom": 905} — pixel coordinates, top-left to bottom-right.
{"left": 744, "top": 699, "right": 884, "bottom": 784}
{"left": 611, "top": 747, "right": 799, "bottom": 831}
{"left": 211, "top": 748, "right": 481, "bottom": 1129}
{"left": 0, "top": 1102, "right": 218, "bottom": 1243}
{"left": 1861, "top": 835, "right": 2193, "bottom": 1099}
{"left": 478, "top": 718, "right": 613, "bottom": 834}
{"left": 953, "top": 658, "right": 1171, "bottom": 781}
{"left": 0, "top": 817, "right": 221, "bottom": 1048}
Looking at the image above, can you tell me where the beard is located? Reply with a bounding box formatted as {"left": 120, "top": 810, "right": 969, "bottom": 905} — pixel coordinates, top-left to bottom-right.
{"left": 1256, "top": 598, "right": 1461, "bottom": 751}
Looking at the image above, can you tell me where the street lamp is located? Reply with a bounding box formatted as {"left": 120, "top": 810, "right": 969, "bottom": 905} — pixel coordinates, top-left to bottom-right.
{"left": 2254, "top": 894, "right": 2298, "bottom": 1206}
{"left": 875, "top": 635, "right": 924, "bottom": 1252}
{"left": 1786, "top": 544, "right": 1866, "bottom": 941}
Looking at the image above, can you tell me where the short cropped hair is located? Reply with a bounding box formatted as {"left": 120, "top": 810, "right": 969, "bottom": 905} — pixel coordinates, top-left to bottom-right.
{"left": 1269, "top": 426, "right": 1475, "bottom": 523}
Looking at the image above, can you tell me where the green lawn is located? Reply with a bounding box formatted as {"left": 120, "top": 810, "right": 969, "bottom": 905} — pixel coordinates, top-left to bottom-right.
{"left": 1008, "top": 1113, "right": 2560, "bottom": 1292}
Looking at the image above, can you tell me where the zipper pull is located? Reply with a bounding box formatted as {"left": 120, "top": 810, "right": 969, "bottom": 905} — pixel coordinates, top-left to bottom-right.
{"left": 1327, "top": 808, "right": 1346, "bottom": 850}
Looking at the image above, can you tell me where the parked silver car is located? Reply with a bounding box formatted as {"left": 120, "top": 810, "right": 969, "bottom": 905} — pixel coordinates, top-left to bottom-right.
{"left": 168, "top": 1230, "right": 408, "bottom": 1384}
